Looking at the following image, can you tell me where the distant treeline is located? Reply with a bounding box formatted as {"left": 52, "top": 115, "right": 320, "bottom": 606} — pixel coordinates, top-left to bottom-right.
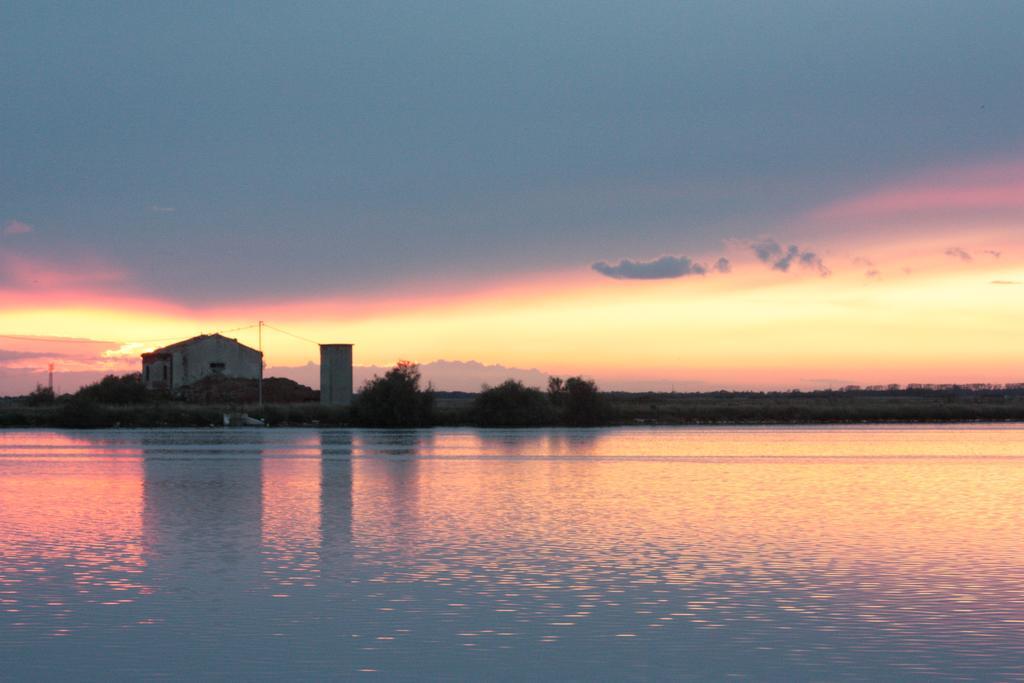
{"left": 779, "top": 383, "right": 1024, "bottom": 394}
{"left": 5, "top": 364, "right": 1024, "bottom": 428}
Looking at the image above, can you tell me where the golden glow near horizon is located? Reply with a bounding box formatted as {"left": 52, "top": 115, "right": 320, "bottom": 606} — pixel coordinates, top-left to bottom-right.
{"left": 2, "top": 252, "right": 1022, "bottom": 390}
{"left": 2, "top": 163, "right": 1024, "bottom": 391}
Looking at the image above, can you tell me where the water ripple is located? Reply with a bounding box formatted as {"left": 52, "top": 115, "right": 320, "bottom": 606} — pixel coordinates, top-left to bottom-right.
{"left": 0, "top": 426, "right": 1022, "bottom": 679}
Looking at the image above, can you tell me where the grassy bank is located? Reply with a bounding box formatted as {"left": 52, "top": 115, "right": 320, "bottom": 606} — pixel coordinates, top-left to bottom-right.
{"left": 605, "top": 390, "right": 1024, "bottom": 424}
{"left": 5, "top": 389, "right": 1024, "bottom": 429}
{"left": 0, "top": 402, "right": 352, "bottom": 429}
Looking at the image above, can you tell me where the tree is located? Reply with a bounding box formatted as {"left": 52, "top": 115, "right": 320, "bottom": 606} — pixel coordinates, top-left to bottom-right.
{"left": 547, "top": 376, "right": 565, "bottom": 406}
{"left": 548, "top": 375, "right": 609, "bottom": 426}
{"left": 353, "top": 361, "right": 434, "bottom": 427}
{"left": 474, "top": 380, "right": 555, "bottom": 426}
{"left": 24, "top": 385, "right": 55, "bottom": 406}
{"left": 75, "top": 373, "right": 148, "bottom": 404}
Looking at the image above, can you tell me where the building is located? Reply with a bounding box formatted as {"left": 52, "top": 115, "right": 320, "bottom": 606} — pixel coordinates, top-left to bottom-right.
{"left": 320, "top": 343, "right": 354, "bottom": 406}
{"left": 141, "top": 333, "right": 262, "bottom": 391}
{"left": 317, "top": 344, "right": 354, "bottom": 403}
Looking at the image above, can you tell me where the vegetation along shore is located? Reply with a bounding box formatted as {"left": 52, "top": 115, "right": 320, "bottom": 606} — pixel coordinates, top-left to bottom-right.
{"left": 4, "top": 362, "right": 1024, "bottom": 429}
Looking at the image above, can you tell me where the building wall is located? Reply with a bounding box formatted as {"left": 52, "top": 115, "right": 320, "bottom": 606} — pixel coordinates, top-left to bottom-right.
{"left": 142, "top": 355, "right": 172, "bottom": 390}
{"left": 143, "top": 336, "right": 262, "bottom": 391}
{"left": 320, "top": 344, "right": 353, "bottom": 406}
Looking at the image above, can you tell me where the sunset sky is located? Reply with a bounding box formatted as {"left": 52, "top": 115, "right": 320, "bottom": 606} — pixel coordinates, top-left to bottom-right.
{"left": 3, "top": 1, "right": 1023, "bottom": 393}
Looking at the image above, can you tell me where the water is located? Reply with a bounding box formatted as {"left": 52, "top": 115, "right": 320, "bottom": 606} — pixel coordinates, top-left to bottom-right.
{"left": 1, "top": 426, "right": 1023, "bottom": 680}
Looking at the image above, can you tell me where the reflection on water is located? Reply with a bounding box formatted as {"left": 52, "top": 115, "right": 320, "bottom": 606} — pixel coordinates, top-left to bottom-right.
{"left": 1, "top": 426, "right": 1023, "bottom": 679}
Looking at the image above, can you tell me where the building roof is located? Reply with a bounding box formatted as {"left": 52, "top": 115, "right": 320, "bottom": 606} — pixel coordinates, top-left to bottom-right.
{"left": 143, "top": 333, "right": 261, "bottom": 357}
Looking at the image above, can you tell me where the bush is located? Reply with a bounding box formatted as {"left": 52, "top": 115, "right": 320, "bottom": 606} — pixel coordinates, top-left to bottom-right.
{"left": 353, "top": 361, "right": 434, "bottom": 427}
{"left": 547, "top": 377, "right": 565, "bottom": 407}
{"left": 474, "top": 380, "right": 555, "bottom": 426}
{"left": 24, "top": 385, "right": 55, "bottom": 406}
{"left": 549, "top": 376, "right": 610, "bottom": 426}
{"left": 0, "top": 410, "right": 31, "bottom": 427}
{"left": 75, "top": 373, "right": 149, "bottom": 404}
{"left": 56, "top": 397, "right": 116, "bottom": 428}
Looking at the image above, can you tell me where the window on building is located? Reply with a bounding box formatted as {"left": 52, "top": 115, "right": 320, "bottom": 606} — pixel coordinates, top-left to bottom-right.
{"left": 210, "top": 362, "right": 226, "bottom": 373}
{"left": 144, "top": 366, "right": 150, "bottom": 382}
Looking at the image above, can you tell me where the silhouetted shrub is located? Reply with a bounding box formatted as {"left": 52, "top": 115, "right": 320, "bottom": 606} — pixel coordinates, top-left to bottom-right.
{"left": 474, "top": 380, "right": 555, "bottom": 426}
{"left": 353, "top": 361, "right": 434, "bottom": 427}
{"left": 75, "top": 373, "right": 148, "bottom": 404}
{"left": 56, "top": 397, "right": 116, "bottom": 428}
{"left": 24, "top": 385, "right": 56, "bottom": 406}
{"left": 549, "top": 376, "right": 610, "bottom": 426}
{"left": 547, "top": 377, "right": 565, "bottom": 407}
{"left": 0, "top": 410, "right": 31, "bottom": 427}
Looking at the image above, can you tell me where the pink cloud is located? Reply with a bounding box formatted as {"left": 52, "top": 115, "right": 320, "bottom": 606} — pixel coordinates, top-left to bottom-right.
{"left": 3, "top": 220, "right": 33, "bottom": 236}
{"left": 0, "top": 250, "right": 129, "bottom": 291}
{"left": 0, "top": 335, "right": 134, "bottom": 382}
{"left": 0, "top": 338, "right": 133, "bottom": 405}
{"left": 0, "top": 348, "right": 66, "bottom": 367}
{"left": 813, "top": 161, "right": 1024, "bottom": 220}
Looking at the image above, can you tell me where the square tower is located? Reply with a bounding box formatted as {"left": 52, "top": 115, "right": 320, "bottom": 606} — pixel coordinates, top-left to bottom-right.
{"left": 320, "top": 344, "right": 353, "bottom": 406}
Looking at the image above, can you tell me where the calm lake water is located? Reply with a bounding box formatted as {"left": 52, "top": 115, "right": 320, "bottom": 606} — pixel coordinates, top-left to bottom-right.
{"left": 1, "top": 426, "right": 1023, "bottom": 680}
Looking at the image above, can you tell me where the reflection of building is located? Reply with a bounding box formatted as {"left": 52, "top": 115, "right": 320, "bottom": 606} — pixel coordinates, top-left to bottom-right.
{"left": 248, "top": 433, "right": 357, "bottom": 586}
{"left": 320, "top": 433, "right": 355, "bottom": 565}
{"left": 142, "top": 434, "right": 265, "bottom": 575}
{"left": 141, "top": 334, "right": 262, "bottom": 391}
{"left": 141, "top": 431, "right": 357, "bottom": 592}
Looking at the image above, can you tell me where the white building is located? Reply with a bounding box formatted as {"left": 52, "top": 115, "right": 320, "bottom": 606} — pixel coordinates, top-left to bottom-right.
{"left": 141, "top": 334, "right": 262, "bottom": 391}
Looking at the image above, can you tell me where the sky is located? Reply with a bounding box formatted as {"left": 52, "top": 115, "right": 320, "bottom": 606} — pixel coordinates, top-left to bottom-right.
{"left": 2, "top": 1, "right": 1024, "bottom": 393}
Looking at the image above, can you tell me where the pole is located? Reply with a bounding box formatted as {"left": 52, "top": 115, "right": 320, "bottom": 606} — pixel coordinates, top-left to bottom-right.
{"left": 258, "top": 320, "right": 264, "bottom": 408}
{"left": 48, "top": 363, "right": 54, "bottom": 392}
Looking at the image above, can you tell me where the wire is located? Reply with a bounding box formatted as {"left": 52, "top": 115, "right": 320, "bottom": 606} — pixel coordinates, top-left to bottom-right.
{"left": 263, "top": 323, "right": 321, "bottom": 347}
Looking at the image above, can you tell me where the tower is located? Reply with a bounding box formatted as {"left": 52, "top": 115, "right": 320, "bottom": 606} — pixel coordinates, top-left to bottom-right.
{"left": 320, "top": 344, "right": 353, "bottom": 406}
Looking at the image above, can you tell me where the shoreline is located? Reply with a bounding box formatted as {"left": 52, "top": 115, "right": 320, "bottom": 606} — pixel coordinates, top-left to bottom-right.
{"left": 4, "top": 420, "right": 1024, "bottom": 431}
{"left": 6, "top": 391, "right": 1024, "bottom": 429}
